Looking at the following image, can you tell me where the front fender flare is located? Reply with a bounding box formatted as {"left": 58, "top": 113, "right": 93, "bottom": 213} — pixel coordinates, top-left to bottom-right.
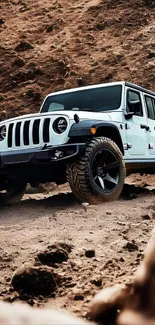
{"left": 68, "top": 120, "right": 124, "bottom": 154}
{"left": 69, "top": 120, "right": 120, "bottom": 136}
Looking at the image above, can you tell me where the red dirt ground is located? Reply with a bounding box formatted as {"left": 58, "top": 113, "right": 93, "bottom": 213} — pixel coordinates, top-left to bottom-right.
{"left": 0, "top": 175, "right": 155, "bottom": 319}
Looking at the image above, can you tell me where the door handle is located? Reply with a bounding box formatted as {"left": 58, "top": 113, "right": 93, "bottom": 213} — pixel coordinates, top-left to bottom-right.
{"left": 140, "top": 124, "right": 150, "bottom": 131}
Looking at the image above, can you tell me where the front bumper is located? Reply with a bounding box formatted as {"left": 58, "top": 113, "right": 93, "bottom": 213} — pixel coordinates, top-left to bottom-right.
{"left": 0, "top": 143, "right": 86, "bottom": 169}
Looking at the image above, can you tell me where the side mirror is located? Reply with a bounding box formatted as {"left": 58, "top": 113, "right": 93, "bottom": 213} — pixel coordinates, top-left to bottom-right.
{"left": 125, "top": 100, "right": 141, "bottom": 119}
{"left": 128, "top": 100, "right": 141, "bottom": 112}
{"left": 124, "top": 111, "right": 134, "bottom": 119}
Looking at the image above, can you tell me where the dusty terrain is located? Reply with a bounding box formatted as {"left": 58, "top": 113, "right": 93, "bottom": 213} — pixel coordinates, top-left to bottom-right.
{"left": 0, "top": 0, "right": 155, "bottom": 322}
{"left": 0, "top": 175, "right": 155, "bottom": 319}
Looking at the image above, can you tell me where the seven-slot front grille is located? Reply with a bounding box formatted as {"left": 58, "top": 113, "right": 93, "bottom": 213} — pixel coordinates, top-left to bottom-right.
{"left": 7, "top": 118, "right": 51, "bottom": 148}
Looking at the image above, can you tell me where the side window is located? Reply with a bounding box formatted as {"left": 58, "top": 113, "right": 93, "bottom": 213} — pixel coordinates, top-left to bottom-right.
{"left": 145, "top": 96, "right": 155, "bottom": 120}
{"left": 127, "top": 90, "right": 143, "bottom": 116}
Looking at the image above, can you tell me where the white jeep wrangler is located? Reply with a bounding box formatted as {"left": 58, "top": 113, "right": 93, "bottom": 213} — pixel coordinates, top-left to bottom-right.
{"left": 0, "top": 81, "right": 155, "bottom": 204}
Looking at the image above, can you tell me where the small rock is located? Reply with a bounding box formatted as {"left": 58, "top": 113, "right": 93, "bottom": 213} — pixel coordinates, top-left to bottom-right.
{"left": 137, "top": 252, "right": 144, "bottom": 259}
{"left": 142, "top": 214, "right": 151, "bottom": 220}
{"left": 38, "top": 295, "right": 44, "bottom": 301}
{"left": 85, "top": 249, "right": 95, "bottom": 258}
{"left": 91, "top": 277, "right": 102, "bottom": 287}
{"left": 46, "top": 25, "right": 54, "bottom": 32}
{"left": 147, "top": 51, "right": 155, "bottom": 59}
{"left": 123, "top": 241, "right": 138, "bottom": 252}
{"left": 37, "top": 243, "right": 70, "bottom": 266}
{"left": 11, "top": 265, "right": 60, "bottom": 296}
{"left": 27, "top": 299, "right": 35, "bottom": 306}
{"left": 120, "top": 257, "right": 125, "bottom": 262}
{"left": 0, "top": 19, "right": 5, "bottom": 25}
{"left": 96, "top": 22, "right": 106, "bottom": 30}
{"left": 13, "top": 57, "right": 25, "bottom": 67}
{"left": 15, "top": 40, "right": 34, "bottom": 52}
{"left": 82, "top": 202, "right": 89, "bottom": 212}
{"left": 74, "top": 294, "right": 84, "bottom": 301}
{"left": 65, "top": 282, "right": 76, "bottom": 288}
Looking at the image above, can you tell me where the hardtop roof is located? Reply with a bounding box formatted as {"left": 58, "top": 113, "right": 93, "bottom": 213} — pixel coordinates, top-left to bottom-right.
{"left": 45, "top": 81, "right": 155, "bottom": 98}
{"left": 46, "top": 81, "right": 123, "bottom": 98}
{"left": 125, "top": 82, "right": 155, "bottom": 97}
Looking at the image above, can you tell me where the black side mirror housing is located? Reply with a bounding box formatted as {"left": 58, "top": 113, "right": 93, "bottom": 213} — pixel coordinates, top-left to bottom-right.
{"left": 128, "top": 100, "right": 141, "bottom": 112}
{"left": 125, "top": 100, "right": 141, "bottom": 119}
{"left": 125, "top": 111, "right": 134, "bottom": 119}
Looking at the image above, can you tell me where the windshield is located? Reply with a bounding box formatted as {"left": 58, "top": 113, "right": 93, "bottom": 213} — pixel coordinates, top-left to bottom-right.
{"left": 41, "top": 85, "right": 122, "bottom": 113}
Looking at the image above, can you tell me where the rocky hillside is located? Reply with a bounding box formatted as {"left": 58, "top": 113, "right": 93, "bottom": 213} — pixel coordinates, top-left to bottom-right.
{"left": 0, "top": 0, "right": 155, "bottom": 120}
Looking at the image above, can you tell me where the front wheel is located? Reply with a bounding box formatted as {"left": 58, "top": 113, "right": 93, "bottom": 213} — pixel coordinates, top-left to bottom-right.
{"left": 67, "top": 137, "right": 126, "bottom": 204}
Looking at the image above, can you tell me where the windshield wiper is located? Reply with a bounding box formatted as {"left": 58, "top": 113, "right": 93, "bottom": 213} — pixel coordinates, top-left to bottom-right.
{"left": 80, "top": 108, "right": 92, "bottom": 111}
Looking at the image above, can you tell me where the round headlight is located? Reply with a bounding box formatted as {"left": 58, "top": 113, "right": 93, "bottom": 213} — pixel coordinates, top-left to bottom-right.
{"left": 53, "top": 117, "right": 67, "bottom": 134}
{"left": 0, "top": 125, "right": 6, "bottom": 141}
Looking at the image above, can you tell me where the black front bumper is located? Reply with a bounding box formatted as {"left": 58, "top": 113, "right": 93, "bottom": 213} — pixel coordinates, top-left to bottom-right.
{"left": 0, "top": 143, "right": 86, "bottom": 169}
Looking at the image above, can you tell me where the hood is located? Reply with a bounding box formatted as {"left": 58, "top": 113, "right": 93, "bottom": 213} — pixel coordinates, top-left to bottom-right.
{"left": 0, "top": 110, "right": 111, "bottom": 125}
{"left": 0, "top": 110, "right": 113, "bottom": 152}
{"left": 57, "top": 110, "right": 112, "bottom": 121}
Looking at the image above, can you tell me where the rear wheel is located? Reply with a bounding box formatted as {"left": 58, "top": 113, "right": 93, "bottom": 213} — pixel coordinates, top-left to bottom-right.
{"left": 0, "top": 180, "right": 26, "bottom": 205}
{"left": 67, "top": 137, "right": 126, "bottom": 204}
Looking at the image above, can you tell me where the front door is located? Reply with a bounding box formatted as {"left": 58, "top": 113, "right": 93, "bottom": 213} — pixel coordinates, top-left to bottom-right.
{"left": 125, "top": 88, "right": 148, "bottom": 155}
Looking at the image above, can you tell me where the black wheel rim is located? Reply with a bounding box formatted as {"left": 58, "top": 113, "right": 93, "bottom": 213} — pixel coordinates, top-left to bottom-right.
{"left": 92, "top": 148, "right": 120, "bottom": 193}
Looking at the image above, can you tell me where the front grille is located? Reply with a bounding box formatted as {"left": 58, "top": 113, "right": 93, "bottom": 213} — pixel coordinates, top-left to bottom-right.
{"left": 33, "top": 119, "right": 40, "bottom": 144}
{"left": 8, "top": 123, "right": 14, "bottom": 148}
{"left": 15, "top": 122, "right": 21, "bottom": 146}
{"left": 7, "top": 118, "right": 51, "bottom": 149}
{"left": 43, "top": 118, "right": 50, "bottom": 143}
{"left": 23, "top": 120, "right": 30, "bottom": 146}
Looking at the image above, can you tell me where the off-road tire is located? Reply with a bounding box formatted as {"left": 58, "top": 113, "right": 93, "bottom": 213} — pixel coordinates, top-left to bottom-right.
{"left": 0, "top": 184, "right": 26, "bottom": 205}
{"left": 67, "top": 137, "right": 126, "bottom": 204}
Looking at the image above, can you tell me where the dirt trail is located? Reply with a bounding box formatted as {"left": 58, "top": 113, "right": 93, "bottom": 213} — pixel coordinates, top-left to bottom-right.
{"left": 0, "top": 175, "right": 155, "bottom": 317}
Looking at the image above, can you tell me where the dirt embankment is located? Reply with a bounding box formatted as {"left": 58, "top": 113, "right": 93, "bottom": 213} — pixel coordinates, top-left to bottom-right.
{"left": 0, "top": 0, "right": 155, "bottom": 120}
